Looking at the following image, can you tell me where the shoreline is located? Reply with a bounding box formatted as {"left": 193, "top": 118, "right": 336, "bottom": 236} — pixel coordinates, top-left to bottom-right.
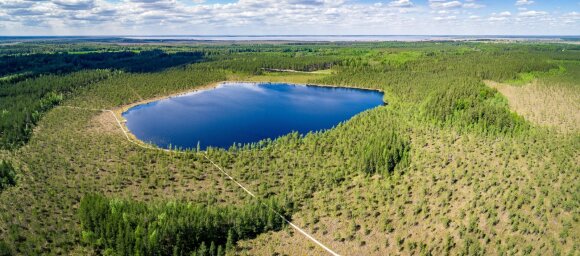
{"left": 112, "top": 80, "right": 228, "bottom": 148}
{"left": 113, "top": 80, "right": 387, "bottom": 148}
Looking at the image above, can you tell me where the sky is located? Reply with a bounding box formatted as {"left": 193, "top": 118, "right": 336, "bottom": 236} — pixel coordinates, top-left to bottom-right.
{"left": 0, "top": 0, "right": 578, "bottom": 36}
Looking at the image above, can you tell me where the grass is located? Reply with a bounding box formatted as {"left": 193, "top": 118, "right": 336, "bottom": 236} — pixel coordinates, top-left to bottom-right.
{"left": 486, "top": 80, "right": 580, "bottom": 133}
{"left": 486, "top": 62, "right": 580, "bottom": 133}
{"left": 0, "top": 42, "right": 578, "bottom": 255}
{"left": 239, "top": 71, "right": 331, "bottom": 84}
{"left": 505, "top": 64, "right": 567, "bottom": 85}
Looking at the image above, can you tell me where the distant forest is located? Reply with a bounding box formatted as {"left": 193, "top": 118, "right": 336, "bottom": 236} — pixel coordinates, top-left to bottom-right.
{"left": 0, "top": 49, "right": 204, "bottom": 81}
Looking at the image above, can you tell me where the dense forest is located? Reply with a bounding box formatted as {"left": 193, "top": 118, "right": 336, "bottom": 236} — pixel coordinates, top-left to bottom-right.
{"left": 0, "top": 40, "right": 578, "bottom": 255}
{"left": 0, "top": 50, "right": 204, "bottom": 80}
{"left": 79, "top": 194, "right": 293, "bottom": 256}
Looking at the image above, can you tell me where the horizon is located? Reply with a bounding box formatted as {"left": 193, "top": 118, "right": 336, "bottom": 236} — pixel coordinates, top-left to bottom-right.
{"left": 1, "top": 0, "right": 578, "bottom": 36}
{"left": 2, "top": 34, "right": 579, "bottom": 38}
{"left": 2, "top": 34, "right": 580, "bottom": 36}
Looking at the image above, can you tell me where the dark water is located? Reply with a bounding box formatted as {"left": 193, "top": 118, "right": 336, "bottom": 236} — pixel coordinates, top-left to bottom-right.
{"left": 123, "top": 82, "right": 384, "bottom": 150}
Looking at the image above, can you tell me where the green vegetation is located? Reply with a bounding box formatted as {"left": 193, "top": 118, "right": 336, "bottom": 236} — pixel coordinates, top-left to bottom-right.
{"left": 0, "top": 240, "right": 12, "bottom": 256}
{"left": 0, "top": 70, "right": 112, "bottom": 148}
{"left": 0, "top": 49, "right": 204, "bottom": 81}
{"left": 422, "top": 81, "right": 528, "bottom": 134}
{"left": 0, "top": 40, "right": 578, "bottom": 255}
{"left": 356, "top": 127, "right": 410, "bottom": 175}
{"left": 381, "top": 51, "right": 423, "bottom": 67}
{"left": 506, "top": 64, "right": 566, "bottom": 85}
{"left": 79, "top": 193, "right": 292, "bottom": 256}
{"left": 0, "top": 160, "right": 15, "bottom": 191}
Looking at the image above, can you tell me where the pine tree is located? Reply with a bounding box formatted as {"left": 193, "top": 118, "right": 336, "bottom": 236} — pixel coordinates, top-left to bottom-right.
{"left": 209, "top": 241, "right": 216, "bottom": 256}
{"left": 216, "top": 245, "right": 224, "bottom": 256}
{"left": 225, "top": 229, "right": 234, "bottom": 253}
{"left": 197, "top": 242, "right": 207, "bottom": 256}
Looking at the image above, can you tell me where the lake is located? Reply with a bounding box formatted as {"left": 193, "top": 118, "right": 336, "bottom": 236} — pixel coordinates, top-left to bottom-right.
{"left": 122, "top": 82, "right": 384, "bottom": 150}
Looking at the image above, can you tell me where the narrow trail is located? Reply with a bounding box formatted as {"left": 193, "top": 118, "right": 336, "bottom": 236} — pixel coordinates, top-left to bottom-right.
{"left": 57, "top": 105, "right": 341, "bottom": 256}
{"left": 203, "top": 155, "right": 341, "bottom": 256}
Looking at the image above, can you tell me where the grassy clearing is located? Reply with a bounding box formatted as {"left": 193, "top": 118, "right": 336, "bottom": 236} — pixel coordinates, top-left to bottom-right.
{"left": 486, "top": 80, "right": 580, "bottom": 133}
{"left": 235, "top": 71, "right": 331, "bottom": 84}
{"left": 486, "top": 62, "right": 580, "bottom": 133}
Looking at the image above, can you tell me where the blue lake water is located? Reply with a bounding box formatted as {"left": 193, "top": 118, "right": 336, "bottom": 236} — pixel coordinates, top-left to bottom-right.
{"left": 122, "top": 82, "right": 384, "bottom": 150}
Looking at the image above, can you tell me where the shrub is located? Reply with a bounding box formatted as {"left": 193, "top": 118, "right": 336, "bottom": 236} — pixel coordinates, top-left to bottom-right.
{"left": 0, "top": 160, "right": 16, "bottom": 191}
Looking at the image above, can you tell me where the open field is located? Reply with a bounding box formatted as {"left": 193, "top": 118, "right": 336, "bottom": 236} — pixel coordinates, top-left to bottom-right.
{"left": 0, "top": 41, "right": 578, "bottom": 255}
{"left": 485, "top": 69, "right": 580, "bottom": 133}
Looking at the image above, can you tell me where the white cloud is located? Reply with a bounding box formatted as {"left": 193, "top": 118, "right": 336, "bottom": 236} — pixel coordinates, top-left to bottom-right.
{"left": 489, "top": 16, "right": 507, "bottom": 21}
{"left": 388, "top": 0, "right": 413, "bottom": 8}
{"left": 463, "top": 2, "right": 484, "bottom": 9}
{"left": 519, "top": 10, "right": 547, "bottom": 17}
{"left": 0, "top": 0, "right": 577, "bottom": 35}
{"left": 429, "top": 0, "right": 462, "bottom": 9}
{"left": 561, "top": 11, "right": 579, "bottom": 24}
{"left": 515, "top": 0, "right": 534, "bottom": 6}
{"left": 434, "top": 15, "right": 456, "bottom": 21}
{"left": 487, "top": 11, "right": 512, "bottom": 22}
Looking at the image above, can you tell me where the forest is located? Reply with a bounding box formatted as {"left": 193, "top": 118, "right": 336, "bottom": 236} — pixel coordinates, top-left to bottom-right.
{"left": 79, "top": 193, "right": 293, "bottom": 256}
{"left": 0, "top": 40, "right": 578, "bottom": 255}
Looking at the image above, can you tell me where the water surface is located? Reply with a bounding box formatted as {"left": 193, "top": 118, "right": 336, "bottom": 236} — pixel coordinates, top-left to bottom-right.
{"left": 123, "top": 82, "right": 384, "bottom": 150}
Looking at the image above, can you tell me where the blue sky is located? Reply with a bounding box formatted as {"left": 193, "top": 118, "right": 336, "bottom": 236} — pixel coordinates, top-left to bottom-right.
{"left": 0, "top": 0, "right": 578, "bottom": 35}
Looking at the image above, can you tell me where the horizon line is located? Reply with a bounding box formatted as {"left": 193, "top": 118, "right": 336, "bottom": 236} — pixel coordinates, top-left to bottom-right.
{"left": 1, "top": 34, "right": 580, "bottom": 37}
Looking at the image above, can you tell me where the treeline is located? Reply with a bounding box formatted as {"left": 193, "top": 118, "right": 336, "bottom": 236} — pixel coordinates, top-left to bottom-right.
{"left": 203, "top": 53, "right": 341, "bottom": 74}
{"left": 79, "top": 194, "right": 293, "bottom": 256}
{"left": 0, "top": 50, "right": 204, "bottom": 83}
{"left": 0, "top": 70, "right": 112, "bottom": 148}
{"left": 0, "top": 160, "right": 16, "bottom": 191}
